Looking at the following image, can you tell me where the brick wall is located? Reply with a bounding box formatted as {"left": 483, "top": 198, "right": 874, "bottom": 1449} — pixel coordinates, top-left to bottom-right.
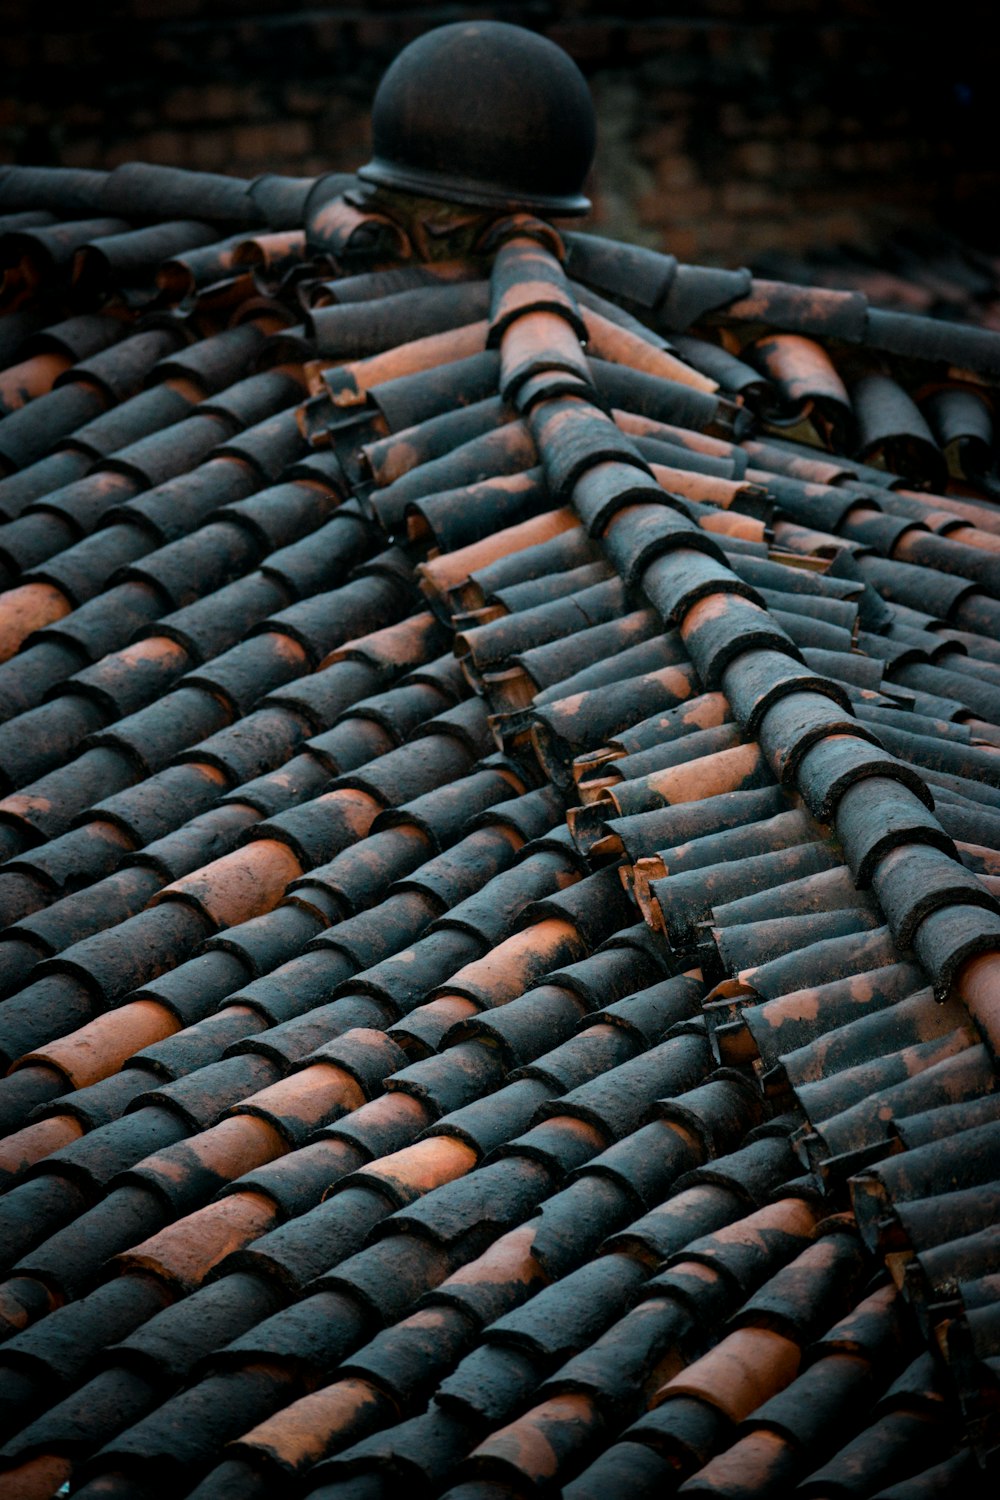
{"left": 3, "top": 1, "right": 998, "bottom": 266}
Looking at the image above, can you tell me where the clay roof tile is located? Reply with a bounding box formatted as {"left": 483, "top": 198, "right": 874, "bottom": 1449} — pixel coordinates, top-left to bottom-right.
{"left": 0, "top": 156, "right": 999, "bottom": 1498}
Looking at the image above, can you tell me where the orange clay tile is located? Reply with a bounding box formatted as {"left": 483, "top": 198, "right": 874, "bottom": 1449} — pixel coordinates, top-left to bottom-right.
{"left": 708, "top": 1196, "right": 819, "bottom": 1249}
{"left": 572, "top": 746, "right": 626, "bottom": 782}
{"left": 583, "top": 308, "right": 718, "bottom": 393}
{"left": 791, "top": 995, "right": 961, "bottom": 1085}
{"left": 884, "top": 1250, "right": 914, "bottom": 1291}
{"left": 288, "top": 785, "right": 383, "bottom": 840}
{"left": 184, "top": 761, "right": 231, "bottom": 793}
{"left": 237, "top": 1062, "right": 368, "bottom": 1133}
{"left": 162, "top": 372, "right": 207, "bottom": 403}
{"left": 155, "top": 837, "right": 308, "bottom": 927}
{"left": 599, "top": 696, "right": 731, "bottom": 798}
{"left": 392, "top": 1306, "right": 465, "bottom": 1352}
{"left": 917, "top": 507, "right": 983, "bottom": 534}
{"left": 556, "top": 673, "right": 696, "bottom": 788}
{"left": 681, "top": 590, "right": 761, "bottom": 637}
{"left": 458, "top": 604, "right": 508, "bottom": 630}
{"left": 4, "top": 166, "right": 1000, "bottom": 1500}
{"left": 482, "top": 665, "right": 544, "bottom": 713}
{"left": 703, "top": 977, "right": 761, "bottom": 1008}
{"left": 446, "top": 917, "right": 585, "bottom": 1006}
{"left": 752, "top": 332, "right": 849, "bottom": 406}
{"left": 750, "top": 968, "right": 887, "bottom": 1034}
{"left": 604, "top": 742, "right": 764, "bottom": 816}
{"left": 670, "top": 1256, "right": 736, "bottom": 1292}
{"left": 94, "top": 633, "right": 192, "bottom": 688}
{"left": 635, "top": 883, "right": 667, "bottom": 934}
{"left": 71, "top": 817, "right": 138, "bottom": 859}
{"left": 698, "top": 509, "right": 769, "bottom": 543}
{"left": 0, "top": 350, "right": 71, "bottom": 410}
{"left": 4, "top": 785, "right": 128, "bottom": 834}
{"left": 649, "top": 463, "right": 765, "bottom": 510}
{"left": 0, "top": 582, "right": 72, "bottom": 662}
{"left": 501, "top": 307, "right": 589, "bottom": 374}
{"left": 438, "top": 1219, "right": 547, "bottom": 1296}
{"left": 234, "top": 1376, "right": 392, "bottom": 1471}
{"left": 957, "top": 951, "right": 1000, "bottom": 1057}
{"left": 613, "top": 408, "right": 734, "bottom": 456}
{"left": 897, "top": 487, "right": 1000, "bottom": 537}
{"left": 326, "top": 320, "right": 490, "bottom": 406}
{"left": 629, "top": 855, "right": 667, "bottom": 908}
{"left": 742, "top": 439, "right": 850, "bottom": 484}
{"left": 403, "top": 994, "right": 483, "bottom": 1034}
{"left": 664, "top": 690, "right": 730, "bottom": 736}
{"left": 0, "top": 1113, "right": 84, "bottom": 1178}
{"left": 275, "top": 630, "right": 312, "bottom": 672}
{"left": 238, "top": 230, "right": 308, "bottom": 268}
{"left": 725, "top": 282, "right": 858, "bottom": 327}
{"left": 0, "top": 1455, "right": 74, "bottom": 1500}
{"left": 770, "top": 520, "right": 844, "bottom": 558}
{"left": 878, "top": 1025, "right": 977, "bottom": 1081}
{"left": 791, "top": 1026, "right": 977, "bottom": 1098}
{"left": 1, "top": 788, "right": 64, "bottom": 826}
{"left": 494, "top": 275, "right": 579, "bottom": 338}
{"left": 0, "top": 1278, "right": 59, "bottom": 1339}
{"left": 21, "top": 999, "right": 181, "bottom": 1089}
{"left": 964, "top": 721, "right": 1000, "bottom": 747}
{"left": 765, "top": 546, "right": 830, "bottom": 575}
{"left": 271, "top": 358, "right": 310, "bottom": 393}
{"left": 938, "top": 524, "right": 1000, "bottom": 555}
{"left": 471, "top": 1393, "right": 600, "bottom": 1481}
{"left": 311, "top": 195, "right": 411, "bottom": 265}
{"left": 363, "top": 431, "right": 425, "bottom": 487}
{"left": 117, "top": 1190, "right": 278, "bottom": 1289}
{"left": 360, "top": 1134, "right": 478, "bottom": 1197}
{"left": 410, "top": 472, "right": 544, "bottom": 553}
{"left": 691, "top": 1426, "right": 795, "bottom": 1492}
{"left": 655, "top": 1325, "right": 802, "bottom": 1421}
{"left": 157, "top": 1114, "right": 288, "bottom": 1187}
{"left": 883, "top": 529, "right": 933, "bottom": 564}
{"left": 575, "top": 821, "right": 626, "bottom": 864}
{"left": 361, "top": 1090, "right": 437, "bottom": 1136}
{"left": 542, "top": 1113, "right": 607, "bottom": 1155}
{"left": 322, "top": 611, "right": 442, "bottom": 672}
{"left": 418, "top": 507, "right": 579, "bottom": 594}
{"left": 715, "top": 1024, "right": 764, "bottom": 1067}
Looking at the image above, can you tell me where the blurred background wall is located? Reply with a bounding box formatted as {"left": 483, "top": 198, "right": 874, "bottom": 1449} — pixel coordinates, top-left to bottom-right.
{"left": 2, "top": 0, "right": 997, "bottom": 270}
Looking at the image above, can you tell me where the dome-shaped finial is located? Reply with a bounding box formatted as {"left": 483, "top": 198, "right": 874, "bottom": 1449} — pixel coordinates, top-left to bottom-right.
{"left": 357, "top": 21, "right": 596, "bottom": 217}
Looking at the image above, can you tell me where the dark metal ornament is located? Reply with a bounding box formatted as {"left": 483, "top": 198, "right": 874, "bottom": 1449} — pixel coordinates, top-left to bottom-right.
{"left": 358, "top": 21, "right": 597, "bottom": 217}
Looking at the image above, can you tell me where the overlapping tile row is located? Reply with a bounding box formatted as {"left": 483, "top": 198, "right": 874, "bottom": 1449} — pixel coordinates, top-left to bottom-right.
{"left": 754, "top": 225, "right": 1000, "bottom": 334}
{"left": 0, "top": 162, "right": 996, "bottom": 1499}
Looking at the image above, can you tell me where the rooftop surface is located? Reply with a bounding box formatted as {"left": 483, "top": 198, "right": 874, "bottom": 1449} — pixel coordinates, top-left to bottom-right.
{"left": 0, "top": 160, "right": 996, "bottom": 1499}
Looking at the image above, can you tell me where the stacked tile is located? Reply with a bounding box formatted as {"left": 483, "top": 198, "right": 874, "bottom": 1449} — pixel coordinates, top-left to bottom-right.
{"left": 754, "top": 225, "right": 1000, "bottom": 341}
{"left": 0, "top": 165, "right": 996, "bottom": 1500}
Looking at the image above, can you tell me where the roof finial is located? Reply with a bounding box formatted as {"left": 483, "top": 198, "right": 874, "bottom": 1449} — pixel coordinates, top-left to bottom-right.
{"left": 357, "top": 21, "right": 596, "bottom": 219}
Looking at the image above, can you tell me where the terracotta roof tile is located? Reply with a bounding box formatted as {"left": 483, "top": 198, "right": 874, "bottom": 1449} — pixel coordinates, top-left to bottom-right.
{"left": 0, "top": 141, "right": 999, "bottom": 1498}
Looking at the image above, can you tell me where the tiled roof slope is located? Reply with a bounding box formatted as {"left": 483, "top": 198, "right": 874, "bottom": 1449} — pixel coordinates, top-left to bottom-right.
{"left": 0, "top": 161, "right": 996, "bottom": 1500}
{"left": 754, "top": 227, "right": 1000, "bottom": 334}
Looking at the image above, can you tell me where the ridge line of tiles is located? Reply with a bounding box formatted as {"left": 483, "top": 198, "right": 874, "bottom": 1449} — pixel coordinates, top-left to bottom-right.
{"left": 0, "top": 167, "right": 995, "bottom": 1500}
{"left": 486, "top": 225, "right": 1000, "bottom": 1057}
